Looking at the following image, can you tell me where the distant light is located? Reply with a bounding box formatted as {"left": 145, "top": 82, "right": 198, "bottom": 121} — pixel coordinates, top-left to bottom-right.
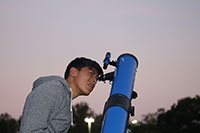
{"left": 132, "top": 119, "right": 138, "bottom": 124}
{"left": 84, "top": 117, "right": 95, "bottom": 123}
{"left": 85, "top": 117, "right": 95, "bottom": 133}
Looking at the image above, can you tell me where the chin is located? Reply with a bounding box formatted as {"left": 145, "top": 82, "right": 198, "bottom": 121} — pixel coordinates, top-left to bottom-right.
{"left": 81, "top": 93, "right": 90, "bottom": 96}
{"left": 86, "top": 90, "right": 93, "bottom": 95}
{"left": 85, "top": 93, "right": 90, "bottom": 96}
{"left": 80, "top": 91, "right": 91, "bottom": 96}
{"left": 85, "top": 91, "right": 91, "bottom": 96}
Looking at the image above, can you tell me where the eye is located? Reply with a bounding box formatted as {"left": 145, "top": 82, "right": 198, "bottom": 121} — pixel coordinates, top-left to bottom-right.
{"left": 88, "top": 70, "right": 98, "bottom": 80}
{"left": 88, "top": 71, "right": 94, "bottom": 76}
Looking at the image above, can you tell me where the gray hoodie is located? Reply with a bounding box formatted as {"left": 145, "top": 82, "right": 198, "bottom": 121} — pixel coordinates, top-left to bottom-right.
{"left": 20, "top": 76, "right": 73, "bottom": 133}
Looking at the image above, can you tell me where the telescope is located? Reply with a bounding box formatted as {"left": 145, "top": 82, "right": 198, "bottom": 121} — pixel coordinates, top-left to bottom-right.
{"left": 98, "top": 52, "right": 138, "bottom": 133}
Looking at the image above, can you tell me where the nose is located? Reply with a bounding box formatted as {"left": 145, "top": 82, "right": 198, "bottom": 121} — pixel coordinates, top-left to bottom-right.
{"left": 92, "top": 76, "right": 97, "bottom": 84}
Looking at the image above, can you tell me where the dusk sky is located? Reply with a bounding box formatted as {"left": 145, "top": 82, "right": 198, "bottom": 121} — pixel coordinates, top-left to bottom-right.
{"left": 1, "top": 0, "right": 200, "bottom": 122}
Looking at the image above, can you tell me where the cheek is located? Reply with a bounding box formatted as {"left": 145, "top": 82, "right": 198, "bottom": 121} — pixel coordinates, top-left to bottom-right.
{"left": 79, "top": 73, "right": 91, "bottom": 81}
{"left": 75, "top": 74, "right": 89, "bottom": 85}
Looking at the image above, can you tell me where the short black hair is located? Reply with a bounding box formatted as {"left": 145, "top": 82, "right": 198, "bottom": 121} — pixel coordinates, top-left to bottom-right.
{"left": 64, "top": 57, "right": 103, "bottom": 79}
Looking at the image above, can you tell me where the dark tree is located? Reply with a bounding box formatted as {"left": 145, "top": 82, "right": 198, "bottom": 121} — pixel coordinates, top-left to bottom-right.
{"left": 68, "top": 102, "right": 96, "bottom": 133}
{"left": 0, "top": 113, "right": 18, "bottom": 133}
{"left": 92, "top": 114, "right": 103, "bottom": 133}
{"left": 131, "top": 108, "right": 165, "bottom": 133}
{"left": 131, "top": 95, "right": 200, "bottom": 133}
{"left": 157, "top": 95, "right": 200, "bottom": 133}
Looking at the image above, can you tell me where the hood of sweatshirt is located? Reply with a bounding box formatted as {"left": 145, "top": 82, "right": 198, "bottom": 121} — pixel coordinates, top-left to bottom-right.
{"left": 32, "top": 76, "right": 71, "bottom": 94}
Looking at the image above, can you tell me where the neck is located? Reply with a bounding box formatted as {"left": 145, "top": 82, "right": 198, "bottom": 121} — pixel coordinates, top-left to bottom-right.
{"left": 66, "top": 78, "right": 79, "bottom": 99}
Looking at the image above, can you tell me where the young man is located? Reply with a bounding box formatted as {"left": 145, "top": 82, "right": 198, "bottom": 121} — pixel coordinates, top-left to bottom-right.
{"left": 20, "top": 57, "right": 103, "bottom": 133}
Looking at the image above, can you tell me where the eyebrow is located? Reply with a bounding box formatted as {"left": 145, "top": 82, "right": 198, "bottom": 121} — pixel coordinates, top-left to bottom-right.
{"left": 88, "top": 68, "right": 98, "bottom": 75}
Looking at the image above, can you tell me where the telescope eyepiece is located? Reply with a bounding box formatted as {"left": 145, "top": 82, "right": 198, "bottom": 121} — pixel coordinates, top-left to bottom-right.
{"left": 103, "top": 52, "right": 111, "bottom": 69}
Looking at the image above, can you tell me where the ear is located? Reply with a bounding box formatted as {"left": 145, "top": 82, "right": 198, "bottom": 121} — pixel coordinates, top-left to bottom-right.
{"left": 69, "top": 67, "right": 78, "bottom": 77}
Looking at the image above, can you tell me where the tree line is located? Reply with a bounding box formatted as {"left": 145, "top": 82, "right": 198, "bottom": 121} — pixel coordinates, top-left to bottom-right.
{"left": 131, "top": 95, "right": 200, "bottom": 133}
{"left": 1, "top": 95, "right": 200, "bottom": 133}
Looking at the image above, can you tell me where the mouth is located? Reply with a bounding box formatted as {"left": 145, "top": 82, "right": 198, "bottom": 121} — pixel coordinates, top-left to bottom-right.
{"left": 88, "top": 83, "right": 95, "bottom": 89}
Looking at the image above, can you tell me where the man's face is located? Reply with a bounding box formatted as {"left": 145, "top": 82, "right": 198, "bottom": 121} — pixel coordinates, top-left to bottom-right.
{"left": 73, "top": 67, "right": 99, "bottom": 96}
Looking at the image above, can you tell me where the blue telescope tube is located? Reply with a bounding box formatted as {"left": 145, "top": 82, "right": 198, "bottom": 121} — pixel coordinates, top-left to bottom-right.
{"left": 101, "top": 53, "right": 138, "bottom": 133}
